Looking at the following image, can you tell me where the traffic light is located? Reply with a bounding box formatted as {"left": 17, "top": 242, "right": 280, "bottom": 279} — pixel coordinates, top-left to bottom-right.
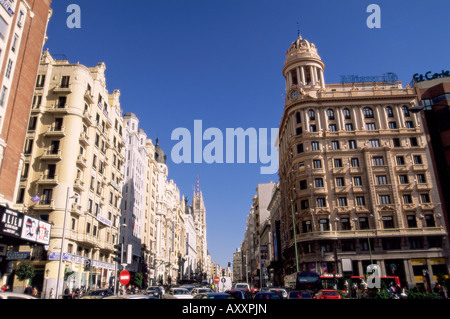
{"left": 143, "top": 263, "right": 148, "bottom": 278}
{"left": 112, "top": 244, "right": 122, "bottom": 263}
{"left": 228, "top": 262, "right": 231, "bottom": 268}
{"left": 222, "top": 269, "right": 225, "bottom": 276}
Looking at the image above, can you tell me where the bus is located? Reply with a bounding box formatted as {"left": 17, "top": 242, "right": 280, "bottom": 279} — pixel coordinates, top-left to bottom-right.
{"left": 295, "top": 272, "right": 323, "bottom": 292}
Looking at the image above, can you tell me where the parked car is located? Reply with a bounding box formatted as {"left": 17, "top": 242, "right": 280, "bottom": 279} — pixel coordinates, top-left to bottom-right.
{"left": 193, "top": 292, "right": 234, "bottom": 299}
{"left": 234, "top": 282, "right": 250, "bottom": 290}
{"left": 313, "top": 289, "right": 342, "bottom": 299}
{"left": 0, "top": 292, "right": 38, "bottom": 299}
{"left": 146, "top": 286, "right": 164, "bottom": 299}
{"left": 180, "top": 285, "right": 196, "bottom": 293}
{"left": 190, "top": 287, "right": 212, "bottom": 296}
{"left": 226, "top": 289, "right": 253, "bottom": 299}
{"left": 253, "top": 292, "right": 282, "bottom": 299}
{"left": 81, "top": 288, "right": 114, "bottom": 299}
{"left": 168, "top": 288, "right": 193, "bottom": 299}
{"left": 268, "top": 287, "right": 288, "bottom": 299}
{"left": 288, "top": 291, "right": 313, "bottom": 299}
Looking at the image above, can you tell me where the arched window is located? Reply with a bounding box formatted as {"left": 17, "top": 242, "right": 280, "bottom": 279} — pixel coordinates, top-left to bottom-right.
{"left": 386, "top": 106, "right": 394, "bottom": 117}
{"left": 296, "top": 112, "right": 301, "bottom": 124}
{"left": 363, "top": 107, "right": 374, "bottom": 118}
{"left": 402, "top": 105, "right": 410, "bottom": 117}
{"left": 308, "top": 109, "right": 315, "bottom": 121}
{"left": 327, "top": 109, "right": 335, "bottom": 120}
{"left": 343, "top": 108, "right": 351, "bottom": 119}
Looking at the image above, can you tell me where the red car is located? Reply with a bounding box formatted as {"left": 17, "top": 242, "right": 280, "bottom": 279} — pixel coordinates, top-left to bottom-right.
{"left": 313, "top": 289, "right": 341, "bottom": 299}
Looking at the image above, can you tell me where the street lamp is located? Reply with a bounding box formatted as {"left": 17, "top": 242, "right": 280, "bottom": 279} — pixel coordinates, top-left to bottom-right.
{"left": 56, "top": 187, "right": 78, "bottom": 299}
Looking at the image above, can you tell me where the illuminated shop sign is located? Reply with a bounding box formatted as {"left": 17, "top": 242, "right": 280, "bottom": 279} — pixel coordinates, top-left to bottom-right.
{"left": 413, "top": 70, "right": 450, "bottom": 83}
{"left": 340, "top": 72, "right": 398, "bottom": 85}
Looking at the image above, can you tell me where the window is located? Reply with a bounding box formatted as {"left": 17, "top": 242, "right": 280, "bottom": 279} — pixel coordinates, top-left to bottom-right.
{"left": 343, "top": 108, "right": 351, "bottom": 119}
{"left": 296, "top": 112, "right": 301, "bottom": 124}
{"left": 319, "top": 219, "right": 330, "bottom": 231}
{"left": 376, "top": 175, "right": 388, "bottom": 185}
{"left": 388, "top": 121, "right": 397, "bottom": 129}
{"left": 336, "top": 177, "right": 345, "bottom": 187}
{"left": 310, "top": 124, "right": 317, "bottom": 132}
{"left": 403, "top": 194, "right": 412, "bottom": 204}
{"left": 392, "top": 138, "right": 401, "bottom": 147}
{"left": 50, "top": 140, "right": 59, "bottom": 154}
{"left": 28, "top": 116, "right": 37, "bottom": 130}
{"left": 425, "top": 214, "right": 436, "bottom": 227}
{"left": 317, "top": 198, "right": 326, "bottom": 207}
{"left": 341, "top": 218, "right": 351, "bottom": 230}
{"left": 399, "top": 175, "right": 409, "bottom": 184}
{"left": 413, "top": 155, "right": 422, "bottom": 164}
{"left": 311, "top": 141, "right": 320, "bottom": 151}
{"left": 396, "top": 156, "right": 405, "bottom": 165}
{"left": 308, "top": 109, "right": 315, "bottom": 121}
{"left": 302, "top": 220, "right": 312, "bottom": 233}
{"left": 315, "top": 178, "right": 324, "bottom": 188}
{"left": 36, "top": 74, "right": 46, "bottom": 88}
{"left": 402, "top": 105, "right": 410, "bottom": 117}
{"left": 341, "top": 240, "right": 355, "bottom": 251}
{"left": 366, "top": 123, "right": 376, "bottom": 131}
{"left": 300, "top": 199, "right": 309, "bottom": 210}
{"left": 382, "top": 216, "right": 394, "bottom": 229}
{"left": 373, "top": 156, "right": 384, "bottom": 166}
{"left": 331, "top": 140, "right": 340, "bottom": 150}
{"left": 5, "top": 59, "right": 13, "bottom": 79}
{"left": 351, "top": 158, "right": 360, "bottom": 167}
{"left": 0, "top": 85, "right": 8, "bottom": 106}
{"left": 299, "top": 180, "right": 307, "bottom": 190}
{"left": 349, "top": 140, "right": 357, "bottom": 149}
{"left": 57, "top": 96, "right": 67, "bottom": 108}
{"left": 382, "top": 238, "right": 401, "bottom": 250}
{"left": 345, "top": 123, "right": 354, "bottom": 131}
{"left": 297, "top": 143, "right": 303, "bottom": 154}
{"left": 409, "top": 237, "right": 423, "bottom": 249}
{"left": 11, "top": 34, "right": 18, "bottom": 53}
{"left": 356, "top": 196, "right": 365, "bottom": 206}
{"left": 327, "top": 109, "right": 335, "bottom": 120}
{"left": 359, "top": 217, "right": 369, "bottom": 229}
{"left": 363, "top": 107, "right": 374, "bottom": 118}
{"left": 407, "top": 215, "right": 417, "bottom": 228}
{"left": 16, "top": 188, "right": 25, "bottom": 204}
{"left": 386, "top": 106, "right": 394, "bottom": 117}
{"left": 417, "top": 174, "right": 426, "bottom": 183}
{"left": 405, "top": 121, "right": 414, "bottom": 128}
{"left": 0, "top": 15, "right": 7, "bottom": 40}
{"left": 334, "top": 158, "right": 343, "bottom": 167}
{"left": 296, "top": 127, "right": 302, "bottom": 135}
{"left": 379, "top": 195, "right": 391, "bottom": 204}
{"left": 369, "top": 139, "right": 380, "bottom": 147}
{"left": 329, "top": 124, "right": 337, "bottom": 132}
{"left": 338, "top": 197, "right": 348, "bottom": 207}
{"left": 42, "top": 189, "right": 53, "bottom": 205}
{"left": 24, "top": 139, "right": 33, "bottom": 154}
{"left": 353, "top": 176, "right": 362, "bottom": 186}
{"left": 420, "top": 193, "right": 430, "bottom": 203}
{"left": 313, "top": 159, "right": 322, "bottom": 169}
{"left": 61, "top": 76, "right": 70, "bottom": 88}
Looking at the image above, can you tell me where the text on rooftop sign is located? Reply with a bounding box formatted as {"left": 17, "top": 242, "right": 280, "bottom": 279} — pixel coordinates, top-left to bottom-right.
{"left": 340, "top": 72, "right": 398, "bottom": 85}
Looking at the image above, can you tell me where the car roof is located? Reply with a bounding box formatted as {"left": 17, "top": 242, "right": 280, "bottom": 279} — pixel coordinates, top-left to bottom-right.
{"left": 0, "top": 292, "right": 38, "bottom": 299}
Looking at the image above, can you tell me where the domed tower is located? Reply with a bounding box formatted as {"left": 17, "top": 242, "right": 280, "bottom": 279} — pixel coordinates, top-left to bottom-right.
{"left": 282, "top": 35, "right": 326, "bottom": 100}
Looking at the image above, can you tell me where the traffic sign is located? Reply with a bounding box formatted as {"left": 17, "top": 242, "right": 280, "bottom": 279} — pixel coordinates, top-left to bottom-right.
{"left": 214, "top": 276, "right": 220, "bottom": 283}
{"left": 119, "top": 270, "right": 131, "bottom": 286}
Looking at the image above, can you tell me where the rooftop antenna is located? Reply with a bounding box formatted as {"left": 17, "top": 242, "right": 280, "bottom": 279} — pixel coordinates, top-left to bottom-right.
{"left": 297, "top": 22, "right": 301, "bottom": 38}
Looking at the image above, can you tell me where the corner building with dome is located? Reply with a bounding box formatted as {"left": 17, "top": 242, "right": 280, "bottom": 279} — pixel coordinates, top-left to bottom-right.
{"left": 277, "top": 35, "right": 450, "bottom": 289}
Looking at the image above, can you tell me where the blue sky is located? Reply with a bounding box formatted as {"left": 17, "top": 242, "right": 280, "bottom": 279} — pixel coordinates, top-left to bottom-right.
{"left": 45, "top": 0, "right": 450, "bottom": 268}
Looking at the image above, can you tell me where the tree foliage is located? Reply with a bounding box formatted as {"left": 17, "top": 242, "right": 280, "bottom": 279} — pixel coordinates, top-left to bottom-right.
{"left": 16, "top": 263, "right": 35, "bottom": 282}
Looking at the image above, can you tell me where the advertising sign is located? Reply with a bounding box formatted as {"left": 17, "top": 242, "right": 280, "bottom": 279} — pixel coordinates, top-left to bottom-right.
{"left": 0, "top": 206, "right": 24, "bottom": 238}
{"left": 21, "top": 216, "right": 39, "bottom": 242}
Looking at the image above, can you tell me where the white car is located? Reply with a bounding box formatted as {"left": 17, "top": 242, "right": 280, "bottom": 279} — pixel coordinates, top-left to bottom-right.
{"left": 234, "top": 283, "right": 250, "bottom": 290}
{"left": 190, "top": 287, "right": 212, "bottom": 296}
{"left": 0, "top": 292, "right": 38, "bottom": 299}
{"left": 168, "top": 288, "right": 193, "bottom": 299}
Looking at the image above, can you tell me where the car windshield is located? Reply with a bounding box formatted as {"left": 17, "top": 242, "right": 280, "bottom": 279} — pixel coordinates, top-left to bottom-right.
{"left": 323, "top": 291, "right": 339, "bottom": 296}
{"left": 87, "top": 290, "right": 108, "bottom": 296}
{"left": 198, "top": 289, "right": 211, "bottom": 293}
{"left": 235, "top": 284, "right": 247, "bottom": 288}
{"left": 173, "top": 289, "right": 189, "bottom": 295}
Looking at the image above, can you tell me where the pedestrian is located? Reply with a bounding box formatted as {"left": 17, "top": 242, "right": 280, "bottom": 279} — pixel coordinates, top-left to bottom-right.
{"left": 1, "top": 284, "right": 7, "bottom": 292}
{"left": 32, "top": 287, "right": 38, "bottom": 297}
{"left": 49, "top": 288, "right": 55, "bottom": 299}
{"left": 24, "top": 284, "right": 33, "bottom": 295}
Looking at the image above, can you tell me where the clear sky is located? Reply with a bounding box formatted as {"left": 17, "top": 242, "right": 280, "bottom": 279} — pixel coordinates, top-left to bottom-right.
{"left": 44, "top": 0, "right": 450, "bottom": 269}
